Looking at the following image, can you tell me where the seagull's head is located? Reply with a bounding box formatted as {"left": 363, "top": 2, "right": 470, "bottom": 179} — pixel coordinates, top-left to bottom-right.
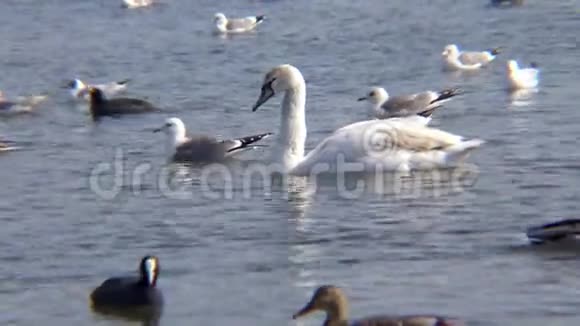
{"left": 214, "top": 12, "right": 227, "bottom": 26}
{"left": 507, "top": 60, "right": 519, "bottom": 72}
{"left": 357, "top": 87, "right": 389, "bottom": 105}
{"left": 154, "top": 117, "right": 186, "bottom": 138}
{"left": 442, "top": 44, "right": 459, "bottom": 57}
{"left": 64, "top": 79, "right": 86, "bottom": 90}
{"left": 252, "top": 64, "right": 304, "bottom": 111}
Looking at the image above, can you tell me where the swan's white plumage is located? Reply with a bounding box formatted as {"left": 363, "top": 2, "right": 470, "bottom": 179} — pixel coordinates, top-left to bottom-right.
{"left": 252, "top": 64, "right": 484, "bottom": 176}
{"left": 506, "top": 60, "right": 539, "bottom": 90}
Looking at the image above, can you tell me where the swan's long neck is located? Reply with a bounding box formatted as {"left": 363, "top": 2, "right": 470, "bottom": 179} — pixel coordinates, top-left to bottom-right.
{"left": 276, "top": 82, "right": 307, "bottom": 170}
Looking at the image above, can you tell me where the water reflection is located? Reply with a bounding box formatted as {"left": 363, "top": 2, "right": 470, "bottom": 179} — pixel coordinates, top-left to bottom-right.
{"left": 90, "top": 305, "right": 162, "bottom": 326}
{"left": 508, "top": 89, "right": 538, "bottom": 108}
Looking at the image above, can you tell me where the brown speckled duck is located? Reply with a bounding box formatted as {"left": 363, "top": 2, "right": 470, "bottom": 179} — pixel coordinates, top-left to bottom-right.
{"left": 293, "top": 285, "right": 465, "bottom": 326}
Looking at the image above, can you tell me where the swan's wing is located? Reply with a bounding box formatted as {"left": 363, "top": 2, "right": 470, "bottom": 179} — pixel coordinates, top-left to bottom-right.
{"left": 292, "top": 119, "right": 463, "bottom": 174}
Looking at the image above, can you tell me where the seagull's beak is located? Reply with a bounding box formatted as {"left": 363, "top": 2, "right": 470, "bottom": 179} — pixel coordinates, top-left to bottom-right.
{"left": 252, "top": 83, "right": 275, "bottom": 112}
{"left": 357, "top": 96, "right": 367, "bottom": 102}
{"left": 153, "top": 126, "right": 164, "bottom": 133}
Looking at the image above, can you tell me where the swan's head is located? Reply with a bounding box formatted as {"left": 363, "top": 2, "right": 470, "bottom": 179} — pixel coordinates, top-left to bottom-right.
{"left": 507, "top": 60, "right": 519, "bottom": 72}
{"left": 442, "top": 44, "right": 459, "bottom": 57}
{"left": 154, "top": 117, "right": 186, "bottom": 138}
{"left": 214, "top": 13, "right": 227, "bottom": 26}
{"left": 357, "top": 87, "right": 389, "bottom": 105}
{"left": 252, "top": 64, "right": 304, "bottom": 111}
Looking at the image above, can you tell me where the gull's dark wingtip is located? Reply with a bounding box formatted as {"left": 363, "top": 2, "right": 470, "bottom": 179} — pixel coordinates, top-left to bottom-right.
{"left": 530, "top": 62, "right": 539, "bottom": 69}
{"left": 489, "top": 47, "right": 503, "bottom": 55}
{"left": 256, "top": 15, "right": 266, "bottom": 23}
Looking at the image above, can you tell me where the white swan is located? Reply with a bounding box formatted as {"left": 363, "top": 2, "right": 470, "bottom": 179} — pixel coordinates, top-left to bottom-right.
{"left": 251, "top": 64, "right": 484, "bottom": 176}
{"left": 506, "top": 60, "right": 539, "bottom": 90}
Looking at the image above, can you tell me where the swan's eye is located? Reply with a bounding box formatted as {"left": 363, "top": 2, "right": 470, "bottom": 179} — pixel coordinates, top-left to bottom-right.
{"left": 369, "top": 91, "right": 375, "bottom": 97}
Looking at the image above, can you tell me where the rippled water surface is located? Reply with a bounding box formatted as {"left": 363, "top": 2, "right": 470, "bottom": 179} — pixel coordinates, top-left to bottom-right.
{"left": 1, "top": 1, "right": 579, "bottom": 325}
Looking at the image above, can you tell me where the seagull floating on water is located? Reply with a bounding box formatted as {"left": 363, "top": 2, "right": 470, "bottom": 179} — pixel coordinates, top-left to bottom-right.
{"left": 66, "top": 78, "right": 130, "bottom": 101}
{"left": 0, "top": 90, "right": 47, "bottom": 115}
{"left": 214, "top": 13, "right": 265, "bottom": 34}
{"left": 526, "top": 219, "right": 580, "bottom": 244}
{"left": 442, "top": 44, "right": 502, "bottom": 71}
{"left": 506, "top": 60, "right": 539, "bottom": 90}
{"left": 154, "top": 117, "right": 272, "bottom": 163}
{"left": 294, "top": 285, "right": 466, "bottom": 326}
{"left": 122, "top": 0, "right": 154, "bottom": 9}
{"left": 87, "top": 87, "right": 158, "bottom": 121}
{"left": 357, "top": 87, "right": 460, "bottom": 122}
{"left": 252, "top": 64, "right": 484, "bottom": 175}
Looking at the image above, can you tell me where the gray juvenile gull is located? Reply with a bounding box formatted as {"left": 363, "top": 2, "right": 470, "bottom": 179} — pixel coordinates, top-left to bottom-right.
{"left": 293, "top": 285, "right": 466, "bottom": 326}
{"left": 526, "top": 219, "right": 580, "bottom": 244}
{"left": 0, "top": 91, "right": 47, "bottom": 115}
{"left": 154, "top": 117, "right": 272, "bottom": 162}
{"left": 65, "top": 78, "right": 130, "bottom": 101}
{"left": 87, "top": 87, "right": 158, "bottom": 121}
{"left": 357, "top": 87, "right": 460, "bottom": 121}
{"left": 214, "top": 13, "right": 265, "bottom": 34}
{"left": 442, "top": 44, "right": 502, "bottom": 71}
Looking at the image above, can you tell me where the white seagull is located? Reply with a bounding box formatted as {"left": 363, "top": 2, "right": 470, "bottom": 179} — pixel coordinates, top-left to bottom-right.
{"left": 154, "top": 117, "right": 272, "bottom": 162}
{"left": 214, "top": 13, "right": 265, "bottom": 34}
{"left": 506, "top": 60, "right": 539, "bottom": 90}
{"left": 0, "top": 90, "right": 47, "bottom": 115}
{"left": 65, "top": 78, "right": 130, "bottom": 101}
{"left": 251, "top": 64, "right": 484, "bottom": 175}
{"left": 357, "top": 87, "right": 460, "bottom": 121}
{"left": 122, "top": 0, "right": 154, "bottom": 9}
{"left": 442, "top": 44, "right": 502, "bottom": 71}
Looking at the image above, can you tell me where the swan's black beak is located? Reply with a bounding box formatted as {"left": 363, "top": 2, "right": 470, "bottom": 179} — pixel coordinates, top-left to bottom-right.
{"left": 252, "top": 83, "right": 275, "bottom": 112}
